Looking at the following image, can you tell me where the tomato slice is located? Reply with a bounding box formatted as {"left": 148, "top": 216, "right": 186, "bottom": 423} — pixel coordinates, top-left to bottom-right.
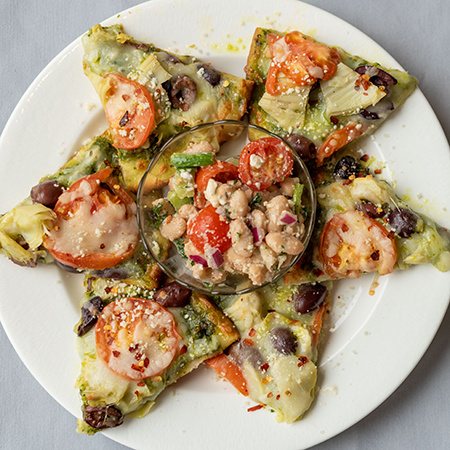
{"left": 266, "top": 31, "right": 341, "bottom": 95}
{"left": 104, "top": 73, "right": 155, "bottom": 150}
{"left": 96, "top": 298, "right": 182, "bottom": 380}
{"left": 318, "top": 210, "right": 397, "bottom": 278}
{"left": 206, "top": 353, "right": 249, "bottom": 396}
{"left": 44, "top": 168, "right": 139, "bottom": 270}
{"left": 238, "top": 137, "right": 294, "bottom": 191}
{"left": 187, "top": 204, "right": 232, "bottom": 253}
{"left": 195, "top": 161, "right": 239, "bottom": 193}
{"left": 317, "top": 122, "right": 369, "bottom": 166}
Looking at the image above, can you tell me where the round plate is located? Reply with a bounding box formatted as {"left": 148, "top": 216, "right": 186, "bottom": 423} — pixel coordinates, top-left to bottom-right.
{"left": 0, "top": 1, "right": 449, "bottom": 449}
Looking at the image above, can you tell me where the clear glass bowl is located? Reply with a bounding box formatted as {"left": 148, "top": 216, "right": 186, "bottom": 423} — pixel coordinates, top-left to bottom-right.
{"left": 137, "top": 120, "right": 316, "bottom": 295}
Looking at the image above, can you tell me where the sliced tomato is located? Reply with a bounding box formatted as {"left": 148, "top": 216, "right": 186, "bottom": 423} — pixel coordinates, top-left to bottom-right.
{"left": 316, "top": 122, "right": 369, "bottom": 166}
{"left": 318, "top": 210, "right": 397, "bottom": 279}
{"left": 104, "top": 73, "right": 155, "bottom": 150}
{"left": 238, "top": 137, "right": 293, "bottom": 191}
{"left": 206, "top": 353, "right": 249, "bottom": 396}
{"left": 187, "top": 204, "right": 232, "bottom": 253}
{"left": 44, "top": 168, "right": 139, "bottom": 270}
{"left": 195, "top": 161, "right": 239, "bottom": 193}
{"left": 96, "top": 297, "right": 182, "bottom": 380}
{"left": 266, "top": 31, "right": 341, "bottom": 95}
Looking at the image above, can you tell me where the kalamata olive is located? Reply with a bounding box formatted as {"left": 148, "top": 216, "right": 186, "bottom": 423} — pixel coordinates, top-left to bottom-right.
{"left": 228, "top": 341, "right": 265, "bottom": 368}
{"left": 333, "top": 156, "right": 363, "bottom": 180}
{"left": 360, "top": 99, "right": 394, "bottom": 121}
{"left": 166, "top": 74, "right": 197, "bottom": 111}
{"left": 357, "top": 202, "right": 385, "bottom": 219}
{"left": 127, "top": 41, "right": 150, "bottom": 52}
{"left": 284, "top": 134, "right": 316, "bottom": 161}
{"left": 270, "top": 327, "right": 297, "bottom": 355}
{"left": 83, "top": 404, "right": 124, "bottom": 429}
{"left": 387, "top": 207, "right": 418, "bottom": 238}
{"left": 164, "top": 52, "right": 182, "bottom": 64}
{"left": 197, "top": 63, "right": 221, "bottom": 87}
{"left": 154, "top": 281, "right": 191, "bottom": 307}
{"left": 294, "top": 283, "right": 328, "bottom": 314}
{"left": 355, "top": 65, "right": 397, "bottom": 90}
{"left": 91, "top": 267, "right": 129, "bottom": 280}
{"left": 54, "top": 259, "right": 83, "bottom": 274}
{"left": 77, "top": 296, "right": 104, "bottom": 337}
{"left": 30, "top": 179, "right": 65, "bottom": 208}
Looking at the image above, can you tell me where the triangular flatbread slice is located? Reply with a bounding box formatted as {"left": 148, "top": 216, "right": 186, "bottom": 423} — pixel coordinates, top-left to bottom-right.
{"left": 245, "top": 28, "right": 417, "bottom": 167}
{"left": 75, "top": 277, "right": 239, "bottom": 433}
{"left": 82, "top": 24, "right": 254, "bottom": 191}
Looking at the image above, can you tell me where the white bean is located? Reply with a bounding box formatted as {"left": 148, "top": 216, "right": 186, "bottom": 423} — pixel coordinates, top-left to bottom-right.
{"left": 178, "top": 203, "right": 198, "bottom": 220}
{"left": 251, "top": 209, "right": 268, "bottom": 231}
{"left": 184, "top": 140, "right": 216, "bottom": 154}
{"left": 230, "top": 189, "right": 249, "bottom": 219}
{"left": 230, "top": 219, "right": 254, "bottom": 257}
{"left": 160, "top": 215, "right": 187, "bottom": 241}
{"left": 265, "top": 195, "right": 291, "bottom": 232}
{"left": 265, "top": 232, "right": 304, "bottom": 255}
{"left": 279, "top": 177, "right": 299, "bottom": 197}
{"left": 247, "top": 263, "right": 269, "bottom": 285}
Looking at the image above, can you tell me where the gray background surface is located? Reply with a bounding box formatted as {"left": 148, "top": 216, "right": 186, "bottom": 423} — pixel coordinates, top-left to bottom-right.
{"left": 1, "top": 1, "right": 449, "bottom": 449}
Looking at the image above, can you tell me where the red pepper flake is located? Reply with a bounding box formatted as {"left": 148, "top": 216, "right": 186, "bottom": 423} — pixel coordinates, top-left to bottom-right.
{"left": 297, "top": 356, "right": 309, "bottom": 367}
{"left": 129, "top": 344, "right": 138, "bottom": 353}
{"left": 112, "top": 350, "right": 120, "bottom": 358}
{"left": 134, "top": 390, "right": 140, "bottom": 397}
{"left": 374, "top": 168, "right": 382, "bottom": 174}
{"left": 137, "top": 381, "right": 145, "bottom": 387}
{"left": 247, "top": 404, "right": 264, "bottom": 412}
{"left": 260, "top": 363, "right": 270, "bottom": 372}
{"left": 342, "top": 179, "right": 353, "bottom": 186}
{"left": 267, "top": 392, "right": 273, "bottom": 398}
{"left": 313, "top": 269, "right": 324, "bottom": 278}
{"left": 143, "top": 357, "right": 150, "bottom": 368}
{"left": 107, "top": 337, "right": 114, "bottom": 346}
{"left": 131, "top": 364, "right": 145, "bottom": 372}
{"left": 179, "top": 345, "right": 187, "bottom": 355}
{"left": 360, "top": 154, "right": 370, "bottom": 162}
{"left": 105, "top": 286, "right": 112, "bottom": 294}
{"left": 330, "top": 116, "right": 339, "bottom": 125}
{"left": 243, "top": 338, "right": 255, "bottom": 346}
{"left": 248, "top": 328, "right": 256, "bottom": 337}
{"left": 276, "top": 395, "right": 280, "bottom": 400}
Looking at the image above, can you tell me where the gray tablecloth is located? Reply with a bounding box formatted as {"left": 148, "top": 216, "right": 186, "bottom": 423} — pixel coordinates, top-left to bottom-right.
{"left": 1, "top": 1, "right": 449, "bottom": 449}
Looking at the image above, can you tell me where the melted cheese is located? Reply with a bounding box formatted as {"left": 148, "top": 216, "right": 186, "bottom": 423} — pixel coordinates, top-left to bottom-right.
{"left": 51, "top": 180, "right": 138, "bottom": 257}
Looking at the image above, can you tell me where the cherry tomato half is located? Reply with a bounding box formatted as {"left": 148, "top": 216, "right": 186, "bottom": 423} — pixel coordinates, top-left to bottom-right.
{"left": 195, "top": 161, "right": 239, "bottom": 193}
{"left": 104, "top": 73, "right": 155, "bottom": 150}
{"left": 96, "top": 297, "right": 182, "bottom": 380}
{"left": 266, "top": 31, "right": 341, "bottom": 95}
{"left": 318, "top": 209, "right": 397, "bottom": 279}
{"left": 187, "top": 204, "right": 232, "bottom": 253}
{"left": 44, "top": 168, "right": 139, "bottom": 270}
{"left": 316, "top": 122, "right": 369, "bottom": 166}
{"left": 238, "top": 137, "right": 294, "bottom": 191}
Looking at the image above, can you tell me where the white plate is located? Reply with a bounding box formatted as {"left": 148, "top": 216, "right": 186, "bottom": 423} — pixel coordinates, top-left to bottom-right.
{"left": 0, "top": 1, "right": 449, "bottom": 449}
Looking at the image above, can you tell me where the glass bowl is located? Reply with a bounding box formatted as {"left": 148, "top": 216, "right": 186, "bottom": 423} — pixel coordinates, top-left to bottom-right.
{"left": 137, "top": 120, "right": 316, "bottom": 295}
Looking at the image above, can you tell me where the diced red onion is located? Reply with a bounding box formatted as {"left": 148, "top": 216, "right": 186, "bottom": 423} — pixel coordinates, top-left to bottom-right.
{"left": 280, "top": 211, "right": 297, "bottom": 225}
{"left": 189, "top": 254, "right": 208, "bottom": 267}
{"left": 205, "top": 247, "right": 224, "bottom": 269}
{"left": 252, "top": 226, "right": 264, "bottom": 244}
